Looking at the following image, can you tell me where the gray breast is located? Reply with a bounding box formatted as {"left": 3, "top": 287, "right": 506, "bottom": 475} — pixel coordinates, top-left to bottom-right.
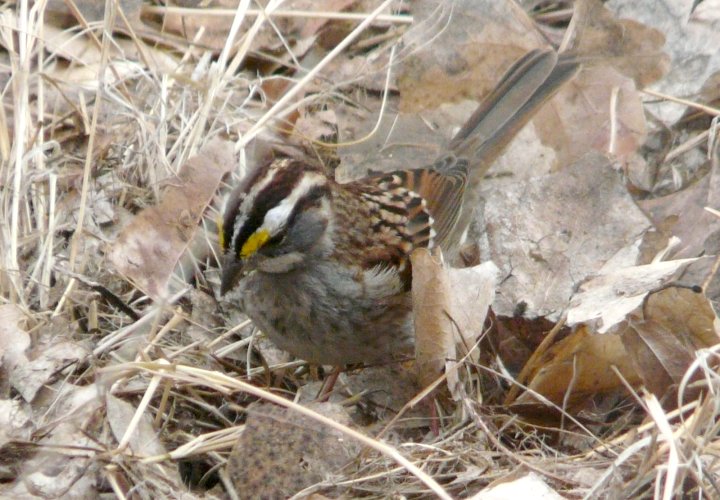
{"left": 234, "top": 262, "right": 414, "bottom": 365}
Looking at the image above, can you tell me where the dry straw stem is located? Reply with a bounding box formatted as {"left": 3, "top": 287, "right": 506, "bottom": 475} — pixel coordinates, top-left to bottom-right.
{"left": 236, "top": 0, "right": 398, "bottom": 151}
{"left": 106, "top": 362, "right": 452, "bottom": 500}
{"left": 584, "top": 352, "right": 720, "bottom": 498}
{"left": 645, "top": 392, "right": 680, "bottom": 500}
{"left": 142, "top": 5, "right": 413, "bottom": 24}
{"left": 643, "top": 88, "right": 720, "bottom": 117}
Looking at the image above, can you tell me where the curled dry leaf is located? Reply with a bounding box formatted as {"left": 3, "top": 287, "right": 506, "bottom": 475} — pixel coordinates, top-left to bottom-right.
{"left": 516, "top": 325, "right": 641, "bottom": 408}
{"left": 519, "top": 258, "right": 718, "bottom": 406}
{"left": 411, "top": 248, "right": 497, "bottom": 396}
{"left": 109, "top": 139, "right": 234, "bottom": 300}
{"left": 0, "top": 304, "right": 30, "bottom": 377}
{"left": 44, "top": 0, "right": 142, "bottom": 28}
{"left": 12, "top": 384, "right": 103, "bottom": 498}
{"left": 10, "top": 340, "right": 89, "bottom": 403}
{"left": 159, "top": 0, "right": 354, "bottom": 57}
{"left": 622, "top": 287, "right": 719, "bottom": 400}
{"left": 639, "top": 159, "right": 720, "bottom": 259}
{"left": 411, "top": 248, "right": 454, "bottom": 389}
{"left": 0, "top": 400, "right": 32, "bottom": 447}
{"left": 0, "top": 307, "right": 86, "bottom": 403}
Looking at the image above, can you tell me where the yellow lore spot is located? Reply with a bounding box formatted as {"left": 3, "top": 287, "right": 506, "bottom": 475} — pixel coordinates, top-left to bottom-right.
{"left": 240, "top": 229, "right": 270, "bottom": 258}
{"left": 217, "top": 216, "right": 225, "bottom": 250}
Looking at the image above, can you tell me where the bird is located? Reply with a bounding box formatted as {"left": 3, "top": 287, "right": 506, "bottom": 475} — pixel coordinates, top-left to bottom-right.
{"left": 219, "top": 48, "right": 579, "bottom": 367}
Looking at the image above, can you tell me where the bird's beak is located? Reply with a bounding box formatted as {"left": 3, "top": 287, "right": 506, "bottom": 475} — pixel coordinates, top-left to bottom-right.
{"left": 220, "top": 254, "right": 244, "bottom": 296}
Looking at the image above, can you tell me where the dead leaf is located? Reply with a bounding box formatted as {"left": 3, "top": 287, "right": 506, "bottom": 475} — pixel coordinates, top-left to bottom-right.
{"left": 0, "top": 400, "right": 32, "bottom": 447}
{"left": 639, "top": 159, "right": 720, "bottom": 259}
{"left": 534, "top": 65, "right": 647, "bottom": 166}
{"left": 16, "top": 384, "right": 103, "bottom": 499}
{"left": 159, "top": 0, "right": 351, "bottom": 58}
{"left": 471, "top": 472, "right": 564, "bottom": 500}
{"left": 482, "top": 152, "right": 653, "bottom": 321}
{"left": 411, "top": 248, "right": 455, "bottom": 388}
{"left": 447, "top": 262, "right": 499, "bottom": 353}
{"left": 398, "top": 0, "right": 546, "bottom": 112}
{"left": 109, "top": 139, "right": 234, "bottom": 299}
{"left": 0, "top": 305, "right": 30, "bottom": 377}
{"left": 607, "top": 0, "right": 720, "bottom": 125}
{"left": 411, "top": 249, "right": 497, "bottom": 396}
{"left": 10, "top": 340, "right": 89, "bottom": 402}
{"left": 519, "top": 258, "right": 717, "bottom": 406}
{"left": 106, "top": 394, "right": 167, "bottom": 456}
{"left": 622, "top": 287, "right": 719, "bottom": 400}
{"left": 45, "top": 0, "right": 142, "bottom": 28}
{"left": 568, "top": 0, "right": 670, "bottom": 88}
{"left": 518, "top": 326, "right": 641, "bottom": 407}
{"left": 566, "top": 258, "right": 698, "bottom": 333}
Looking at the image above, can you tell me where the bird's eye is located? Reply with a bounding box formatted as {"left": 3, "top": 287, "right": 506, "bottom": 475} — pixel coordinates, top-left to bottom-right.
{"left": 260, "top": 232, "right": 287, "bottom": 256}
{"left": 266, "top": 233, "right": 284, "bottom": 247}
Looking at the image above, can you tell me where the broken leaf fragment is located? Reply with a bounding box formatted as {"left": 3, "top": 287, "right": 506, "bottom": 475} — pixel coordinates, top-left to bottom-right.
{"left": 109, "top": 139, "right": 234, "bottom": 300}
{"left": 566, "top": 258, "right": 699, "bottom": 333}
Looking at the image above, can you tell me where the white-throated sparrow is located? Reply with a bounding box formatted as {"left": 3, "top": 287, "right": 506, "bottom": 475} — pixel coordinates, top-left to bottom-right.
{"left": 220, "top": 49, "right": 579, "bottom": 365}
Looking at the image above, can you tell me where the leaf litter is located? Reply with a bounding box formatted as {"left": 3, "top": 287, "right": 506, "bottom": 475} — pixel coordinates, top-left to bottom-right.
{"left": 1, "top": 0, "right": 720, "bottom": 498}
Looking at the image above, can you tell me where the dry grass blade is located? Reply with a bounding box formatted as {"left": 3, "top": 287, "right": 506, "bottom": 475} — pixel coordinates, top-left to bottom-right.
{"left": 143, "top": 5, "right": 413, "bottom": 24}
{"left": 108, "top": 362, "right": 453, "bottom": 500}
{"left": 236, "top": 0, "right": 398, "bottom": 151}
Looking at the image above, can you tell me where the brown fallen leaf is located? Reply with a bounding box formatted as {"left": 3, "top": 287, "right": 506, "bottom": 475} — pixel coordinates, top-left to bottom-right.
{"left": 0, "top": 400, "right": 32, "bottom": 448}
{"left": 10, "top": 340, "right": 89, "bottom": 403}
{"left": 516, "top": 325, "right": 641, "bottom": 408}
{"left": 0, "top": 304, "right": 30, "bottom": 378}
{"left": 411, "top": 248, "right": 454, "bottom": 389}
{"left": 607, "top": 0, "right": 720, "bottom": 125}
{"left": 568, "top": 0, "right": 670, "bottom": 88}
{"left": 622, "top": 287, "right": 719, "bottom": 402}
{"left": 534, "top": 64, "right": 647, "bottom": 167}
{"left": 109, "top": 139, "right": 233, "bottom": 300}
{"left": 411, "top": 248, "right": 497, "bottom": 397}
{"left": 158, "top": 0, "right": 354, "bottom": 58}
{"left": 398, "top": 0, "right": 545, "bottom": 112}
{"left": 45, "top": 0, "right": 142, "bottom": 29}
{"left": 517, "top": 258, "right": 717, "bottom": 407}
{"left": 639, "top": 159, "right": 720, "bottom": 259}
{"left": 13, "top": 384, "right": 103, "bottom": 498}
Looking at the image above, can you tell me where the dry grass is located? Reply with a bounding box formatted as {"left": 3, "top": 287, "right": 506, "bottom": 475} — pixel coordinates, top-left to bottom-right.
{"left": 1, "top": 1, "right": 719, "bottom": 499}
